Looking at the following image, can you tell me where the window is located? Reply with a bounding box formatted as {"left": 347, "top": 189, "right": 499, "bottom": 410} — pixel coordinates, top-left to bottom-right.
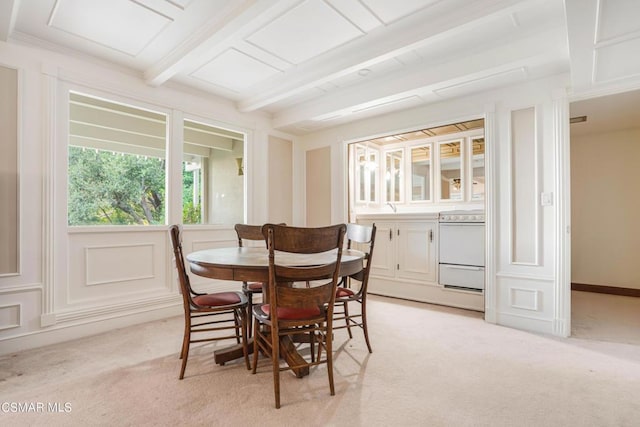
{"left": 67, "top": 92, "right": 167, "bottom": 226}
{"left": 438, "top": 140, "right": 463, "bottom": 201}
{"left": 471, "top": 137, "right": 485, "bottom": 200}
{"left": 353, "top": 144, "right": 379, "bottom": 205}
{"left": 348, "top": 119, "right": 484, "bottom": 214}
{"left": 410, "top": 145, "right": 431, "bottom": 202}
{"left": 385, "top": 149, "right": 404, "bottom": 203}
{"left": 182, "top": 120, "right": 245, "bottom": 225}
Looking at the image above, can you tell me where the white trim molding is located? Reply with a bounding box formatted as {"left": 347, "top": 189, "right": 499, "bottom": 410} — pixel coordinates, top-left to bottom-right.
{"left": 552, "top": 88, "right": 571, "bottom": 337}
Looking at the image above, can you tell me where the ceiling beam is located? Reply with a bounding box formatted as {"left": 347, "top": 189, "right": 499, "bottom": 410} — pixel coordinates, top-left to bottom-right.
{"left": 271, "top": 28, "right": 567, "bottom": 129}
{"left": 564, "top": 0, "right": 598, "bottom": 92}
{"left": 237, "top": 0, "right": 532, "bottom": 113}
{"left": 144, "top": 0, "right": 295, "bottom": 87}
{"left": 0, "top": 0, "right": 19, "bottom": 42}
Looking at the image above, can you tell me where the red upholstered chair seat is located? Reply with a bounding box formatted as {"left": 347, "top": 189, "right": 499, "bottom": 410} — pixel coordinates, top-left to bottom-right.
{"left": 193, "top": 292, "right": 242, "bottom": 307}
{"left": 336, "top": 287, "right": 355, "bottom": 298}
{"left": 247, "top": 282, "right": 264, "bottom": 292}
{"left": 262, "top": 304, "right": 321, "bottom": 320}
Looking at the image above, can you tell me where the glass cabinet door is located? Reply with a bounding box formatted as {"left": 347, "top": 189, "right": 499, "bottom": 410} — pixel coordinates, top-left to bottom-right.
{"left": 410, "top": 145, "right": 431, "bottom": 201}
{"left": 471, "top": 137, "right": 485, "bottom": 200}
{"left": 385, "top": 149, "right": 403, "bottom": 203}
{"left": 439, "top": 140, "right": 462, "bottom": 201}
{"left": 356, "top": 145, "right": 367, "bottom": 203}
{"left": 354, "top": 144, "right": 379, "bottom": 204}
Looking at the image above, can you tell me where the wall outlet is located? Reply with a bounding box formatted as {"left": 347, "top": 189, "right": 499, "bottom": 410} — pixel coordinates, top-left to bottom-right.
{"left": 540, "top": 192, "right": 554, "bottom": 206}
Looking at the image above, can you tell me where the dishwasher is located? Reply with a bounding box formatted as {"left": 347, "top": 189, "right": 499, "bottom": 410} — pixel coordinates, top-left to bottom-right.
{"left": 438, "top": 210, "right": 485, "bottom": 291}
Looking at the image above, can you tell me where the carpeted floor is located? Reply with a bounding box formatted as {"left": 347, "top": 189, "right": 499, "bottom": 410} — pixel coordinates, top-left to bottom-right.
{"left": 1, "top": 292, "right": 639, "bottom": 426}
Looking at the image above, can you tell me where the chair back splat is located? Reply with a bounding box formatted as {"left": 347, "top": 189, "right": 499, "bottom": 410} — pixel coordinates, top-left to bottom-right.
{"left": 169, "top": 225, "right": 249, "bottom": 379}
{"left": 251, "top": 223, "right": 346, "bottom": 409}
{"left": 234, "top": 223, "right": 284, "bottom": 337}
{"left": 333, "top": 223, "right": 377, "bottom": 353}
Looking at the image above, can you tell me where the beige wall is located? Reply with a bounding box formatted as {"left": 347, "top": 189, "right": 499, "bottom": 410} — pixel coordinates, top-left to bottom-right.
{"left": 571, "top": 128, "right": 640, "bottom": 289}
{"left": 305, "top": 146, "right": 331, "bottom": 226}
{"left": 268, "top": 135, "right": 292, "bottom": 224}
{"left": 0, "top": 65, "right": 18, "bottom": 275}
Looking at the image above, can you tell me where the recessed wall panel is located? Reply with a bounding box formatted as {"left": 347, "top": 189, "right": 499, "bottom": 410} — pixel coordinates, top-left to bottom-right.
{"left": 509, "top": 287, "right": 539, "bottom": 311}
{"left": 306, "top": 147, "right": 331, "bottom": 226}
{"left": 85, "top": 243, "right": 154, "bottom": 285}
{"left": 0, "top": 304, "right": 21, "bottom": 330}
{"left": 510, "top": 107, "right": 538, "bottom": 264}
{"left": 0, "top": 65, "right": 19, "bottom": 276}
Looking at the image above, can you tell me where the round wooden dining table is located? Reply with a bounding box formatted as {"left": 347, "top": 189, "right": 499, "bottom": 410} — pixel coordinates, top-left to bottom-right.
{"left": 187, "top": 246, "right": 364, "bottom": 282}
{"left": 186, "top": 246, "right": 365, "bottom": 376}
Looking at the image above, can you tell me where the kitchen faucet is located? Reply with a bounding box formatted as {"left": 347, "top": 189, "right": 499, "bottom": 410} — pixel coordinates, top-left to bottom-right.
{"left": 386, "top": 202, "right": 397, "bottom": 213}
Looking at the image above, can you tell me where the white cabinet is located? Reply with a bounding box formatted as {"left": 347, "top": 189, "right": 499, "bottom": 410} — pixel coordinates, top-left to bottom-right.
{"left": 356, "top": 213, "right": 483, "bottom": 312}
{"left": 357, "top": 216, "right": 437, "bottom": 283}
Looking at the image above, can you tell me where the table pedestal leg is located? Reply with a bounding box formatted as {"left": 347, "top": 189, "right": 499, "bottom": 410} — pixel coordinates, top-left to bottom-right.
{"left": 279, "top": 335, "right": 309, "bottom": 378}
{"left": 214, "top": 338, "right": 253, "bottom": 365}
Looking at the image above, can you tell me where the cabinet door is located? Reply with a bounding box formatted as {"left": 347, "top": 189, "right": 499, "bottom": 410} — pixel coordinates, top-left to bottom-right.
{"left": 396, "top": 221, "right": 436, "bottom": 282}
{"left": 366, "top": 221, "right": 396, "bottom": 278}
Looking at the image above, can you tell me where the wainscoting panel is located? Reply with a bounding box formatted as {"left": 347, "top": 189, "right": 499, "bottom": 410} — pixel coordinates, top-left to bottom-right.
{"left": 85, "top": 243, "right": 154, "bottom": 286}
{"left": 0, "top": 287, "right": 41, "bottom": 340}
{"left": 63, "top": 231, "right": 170, "bottom": 307}
{"left": 496, "top": 274, "right": 554, "bottom": 333}
{"left": 0, "top": 303, "right": 21, "bottom": 331}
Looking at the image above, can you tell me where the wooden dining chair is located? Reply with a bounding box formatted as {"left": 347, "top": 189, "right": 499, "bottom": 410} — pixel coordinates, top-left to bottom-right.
{"left": 252, "top": 223, "right": 346, "bottom": 409}
{"left": 234, "top": 223, "right": 284, "bottom": 336}
{"left": 169, "top": 225, "right": 249, "bottom": 379}
{"left": 333, "top": 223, "right": 377, "bottom": 353}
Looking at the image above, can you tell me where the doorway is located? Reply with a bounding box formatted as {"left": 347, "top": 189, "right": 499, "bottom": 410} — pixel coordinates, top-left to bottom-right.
{"left": 569, "top": 88, "right": 640, "bottom": 344}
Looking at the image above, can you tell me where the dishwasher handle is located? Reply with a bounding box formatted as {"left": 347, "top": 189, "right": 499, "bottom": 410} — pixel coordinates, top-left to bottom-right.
{"left": 441, "top": 265, "right": 484, "bottom": 271}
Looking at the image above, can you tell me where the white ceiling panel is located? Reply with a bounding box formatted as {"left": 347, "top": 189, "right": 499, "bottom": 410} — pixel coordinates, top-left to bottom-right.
{"left": 360, "top": 0, "right": 439, "bottom": 24}
{"left": 413, "top": 15, "right": 516, "bottom": 65}
{"left": 246, "top": 0, "right": 363, "bottom": 65}
{"left": 191, "top": 48, "right": 282, "bottom": 92}
{"left": 10, "top": 0, "right": 606, "bottom": 134}
{"left": 594, "top": 37, "right": 640, "bottom": 82}
{"left": 329, "top": 57, "right": 404, "bottom": 89}
{"left": 595, "top": 0, "right": 640, "bottom": 43}
{"left": 165, "top": 0, "right": 194, "bottom": 10}
{"left": 433, "top": 67, "right": 528, "bottom": 98}
{"left": 49, "top": 0, "right": 172, "bottom": 56}
{"left": 326, "top": 0, "right": 382, "bottom": 32}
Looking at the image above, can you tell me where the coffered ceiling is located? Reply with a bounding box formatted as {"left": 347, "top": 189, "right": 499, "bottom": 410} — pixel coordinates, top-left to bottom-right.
{"left": 2, "top": 0, "right": 638, "bottom": 134}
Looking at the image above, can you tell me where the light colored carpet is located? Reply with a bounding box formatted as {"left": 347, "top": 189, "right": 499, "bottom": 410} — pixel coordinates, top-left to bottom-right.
{"left": 1, "top": 292, "right": 640, "bottom": 426}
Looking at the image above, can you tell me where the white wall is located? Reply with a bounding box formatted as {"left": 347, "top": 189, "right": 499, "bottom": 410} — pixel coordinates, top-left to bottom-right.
{"left": 0, "top": 41, "right": 291, "bottom": 355}
{"left": 571, "top": 127, "right": 640, "bottom": 289}
{"left": 267, "top": 135, "right": 293, "bottom": 225}
{"left": 305, "top": 146, "right": 332, "bottom": 226}
{"left": 296, "top": 74, "right": 571, "bottom": 336}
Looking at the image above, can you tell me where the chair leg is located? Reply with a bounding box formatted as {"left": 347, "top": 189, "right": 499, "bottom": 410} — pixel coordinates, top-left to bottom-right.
{"left": 343, "top": 301, "right": 353, "bottom": 338}
{"left": 316, "top": 329, "right": 322, "bottom": 362}
{"left": 179, "top": 316, "right": 191, "bottom": 379}
{"left": 240, "top": 309, "right": 250, "bottom": 370}
{"left": 247, "top": 292, "right": 253, "bottom": 337}
{"left": 310, "top": 329, "right": 315, "bottom": 363}
{"left": 251, "top": 318, "right": 260, "bottom": 374}
{"left": 179, "top": 315, "right": 190, "bottom": 360}
{"left": 326, "top": 326, "right": 335, "bottom": 396}
{"left": 233, "top": 312, "right": 241, "bottom": 345}
{"left": 361, "top": 298, "right": 372, "bottom": 353}
{"left": 271, "top": 328, "right": 281, "bottom": 409}
{"left": 179, "top": 330, "right": 191, "bottom": 380}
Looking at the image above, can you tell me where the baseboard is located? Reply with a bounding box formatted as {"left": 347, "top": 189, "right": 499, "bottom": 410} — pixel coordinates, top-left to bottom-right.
{"left": 571, "top": 283, "right": 640, "bottom": 298}
{"left": 0, "top": 304, "right": 182, "bottom": 356}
